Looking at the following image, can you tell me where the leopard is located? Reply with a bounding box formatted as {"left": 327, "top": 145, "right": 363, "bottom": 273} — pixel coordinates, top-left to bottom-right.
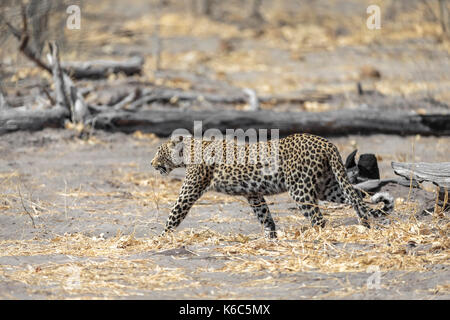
{"left": 150, "top": 133, "right": 394, "bottom": 238}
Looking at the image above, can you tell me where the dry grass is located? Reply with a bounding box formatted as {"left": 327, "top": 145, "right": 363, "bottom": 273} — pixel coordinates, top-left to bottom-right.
{"left": 0, "top": 189, "right": 448, "bottom": 298}
{"left": 1, "top": 255, "right": 197, "bottom": 298}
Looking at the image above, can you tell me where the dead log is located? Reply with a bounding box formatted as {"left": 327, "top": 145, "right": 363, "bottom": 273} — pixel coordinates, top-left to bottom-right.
{"left": 2, "top": 104, "right": 450, "bottom": 137}
{"left": 392, "top": 162, "right": 450, "bottom": 189}
{"left": 91, "top": 109, "right": 450, "bottom": 136}
{"left": 0, "top": 106, "right": 69, "bottom": 134}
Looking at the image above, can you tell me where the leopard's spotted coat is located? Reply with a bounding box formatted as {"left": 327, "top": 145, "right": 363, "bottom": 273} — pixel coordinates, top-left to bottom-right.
{"left": 151, "top": 133, "right": 393, "bottom": 238}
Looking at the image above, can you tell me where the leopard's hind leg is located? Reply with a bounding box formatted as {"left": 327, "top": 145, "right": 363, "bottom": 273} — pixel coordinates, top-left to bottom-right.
{"left": 319, "top": 174, "right": 348, "bottom": 204}
{"left": 286, "top": 178, "right": 326, "bottom": 228}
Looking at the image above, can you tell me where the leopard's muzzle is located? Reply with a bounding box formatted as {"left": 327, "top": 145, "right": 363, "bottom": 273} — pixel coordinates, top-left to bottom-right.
{"left": 154, "top": 165, "right": 169, "bottom": 176}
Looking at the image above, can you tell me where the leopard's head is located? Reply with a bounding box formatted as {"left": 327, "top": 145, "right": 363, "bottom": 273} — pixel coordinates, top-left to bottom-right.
{"left": 151, "top": 137, "right": 184, "bottom": 175}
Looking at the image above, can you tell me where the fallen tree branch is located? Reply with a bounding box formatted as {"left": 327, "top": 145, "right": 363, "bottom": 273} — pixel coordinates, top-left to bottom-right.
{"left": 125, "top": 88, "right": 332, "bottom": 110}
{"left": 91, "top": 109, "right": 450, "bottom": 136}
{"left": 392, "top": 162, "right": 450, "bottom": 189}
{"left": 2, "top": 105, "right": 450, "bottom": 137}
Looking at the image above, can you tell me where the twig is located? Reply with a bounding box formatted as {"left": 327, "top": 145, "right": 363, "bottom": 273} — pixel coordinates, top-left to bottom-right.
{"left": 42, "top": 86, "right": 55, "bottom": 105}
{"left": 113, "top": 88, "right": 141, "bottom": 110}
{"left": 64, "top": 178, "right": 68, "bottom": 220}
{"left": 17, "top": 184, "right": 36, "bottom": 228}
{"left": 8, "top": 194, "right": 48, "bottom": 212}
{"left": 87, "top": 116, "right": 98, "bottom": 138}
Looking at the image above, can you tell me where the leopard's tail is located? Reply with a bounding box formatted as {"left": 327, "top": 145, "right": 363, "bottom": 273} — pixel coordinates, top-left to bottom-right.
{"left": 370, "top": 192, "right": 394, "bottom": 214}
{"left": 327, "top": 143, "right": 390, "bottom": 222}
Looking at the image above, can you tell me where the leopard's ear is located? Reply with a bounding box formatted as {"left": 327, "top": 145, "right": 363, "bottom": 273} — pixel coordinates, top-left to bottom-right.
{"left": 170, "top": 135, "right": 184, "bottom": 146}
{"left": 168, "top": 135, "right": 184, "bottom": 148}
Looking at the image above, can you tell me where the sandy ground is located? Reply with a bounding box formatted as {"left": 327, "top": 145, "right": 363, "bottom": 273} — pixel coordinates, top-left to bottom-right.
{"left": 0, "top": 129, "right": 448, "bottom": 299}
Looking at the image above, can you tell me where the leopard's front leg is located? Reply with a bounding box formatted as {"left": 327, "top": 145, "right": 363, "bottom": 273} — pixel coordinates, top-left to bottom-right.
{"left": 160, "top": 166, "right": 211, "bottom": 236}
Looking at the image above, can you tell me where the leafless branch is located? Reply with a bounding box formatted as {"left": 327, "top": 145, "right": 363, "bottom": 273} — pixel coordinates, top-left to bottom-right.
{"left": 2, "top": 6, "right": 53, "bottom": 74}
{"left": 17, "top": 184, "right": 36, "bottom": 228}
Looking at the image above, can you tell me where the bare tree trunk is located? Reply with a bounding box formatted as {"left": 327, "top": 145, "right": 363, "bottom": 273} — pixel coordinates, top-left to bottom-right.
{"left": 49, "top": 42, "right": 70, "bottom": 111}
{"left": 27, "top": 0, "right": 51, "bottom": 57}
{"left": 48, "top": 41, "right": 88, "bottom": 124}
